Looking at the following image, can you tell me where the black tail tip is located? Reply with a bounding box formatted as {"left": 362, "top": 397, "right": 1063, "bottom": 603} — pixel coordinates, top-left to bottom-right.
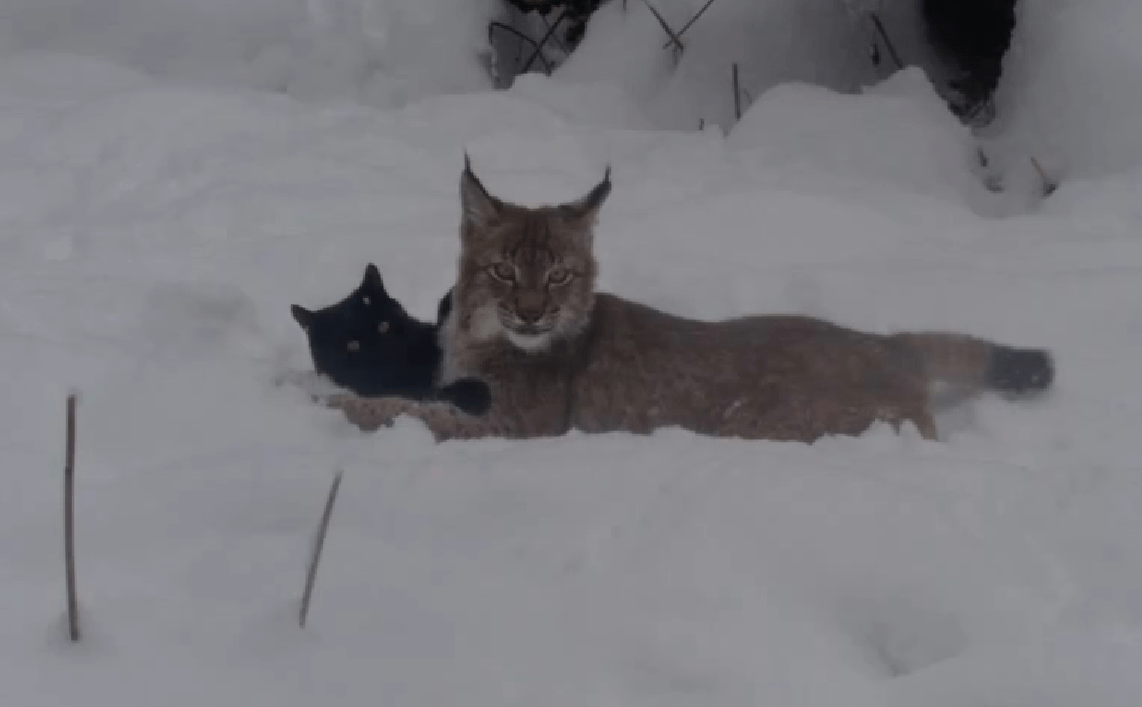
{"left": 988, "top": 346, "right": 1054, "bottom": 394}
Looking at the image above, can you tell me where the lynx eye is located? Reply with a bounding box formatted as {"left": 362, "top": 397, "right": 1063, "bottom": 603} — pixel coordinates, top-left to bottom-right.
{"left": 489, "top": 262, "right": 516, "bottom": 282}
{"left": 347, "top": 340, "right": 360, "bottom": 352}
{"left": 547, "top": 267, "right": 572, "bottom": 286}
{"left": 378, "top": 321, "right": 390, "bottom": 334}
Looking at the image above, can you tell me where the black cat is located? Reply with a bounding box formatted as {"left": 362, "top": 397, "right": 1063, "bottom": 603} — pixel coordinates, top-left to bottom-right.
{"left": 290, "top": 264, "right": 490, "bottom": 415}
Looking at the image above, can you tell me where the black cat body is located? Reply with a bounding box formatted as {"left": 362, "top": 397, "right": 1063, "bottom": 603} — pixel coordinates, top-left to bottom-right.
{"left": 290, "top": 264, "right": 490, "bottom": 415}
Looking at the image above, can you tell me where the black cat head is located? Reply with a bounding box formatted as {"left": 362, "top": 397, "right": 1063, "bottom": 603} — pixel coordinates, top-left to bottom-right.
{"left": 291, "top": 263, "right": 424, "bottom": 381}
{"left": 290, "top": 264, "right": 489, "bottom": 415}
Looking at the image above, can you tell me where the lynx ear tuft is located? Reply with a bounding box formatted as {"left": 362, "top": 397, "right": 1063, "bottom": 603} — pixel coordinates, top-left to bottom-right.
{"left": 460, "top": 156, "right": 502, "bottom": 230}
{"left": 561, "top": 165, "right": 612, "bottom": 225}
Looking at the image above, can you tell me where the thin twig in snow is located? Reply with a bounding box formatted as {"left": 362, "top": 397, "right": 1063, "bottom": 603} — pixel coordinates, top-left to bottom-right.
{"left": 638, "top": 0, "right": 684, "bottom": 56}
{"left": 732, "top": 62, "right": 742, "bottom": 122}
{"left": 299, "top": 469, "right": 344, "bottom": 628}
{"left": 662, "top": 0, "right": 718, "bottom": 49}
{"left": 64, "top": 392, "right": 79, "bottom": 642}
{"left": 868, "top": 13, "right": 904, "bottom": 70}
{"left": 1030, "top": 157, "right": 1059, "bottom": 197}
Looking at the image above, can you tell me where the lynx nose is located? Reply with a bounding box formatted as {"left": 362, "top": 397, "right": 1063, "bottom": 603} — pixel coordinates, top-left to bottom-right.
{"left": 517, "top": 308, "right": 544, "bottom": 324}
{"left": 515, "top": 292, "right": 546, "bottom": 324}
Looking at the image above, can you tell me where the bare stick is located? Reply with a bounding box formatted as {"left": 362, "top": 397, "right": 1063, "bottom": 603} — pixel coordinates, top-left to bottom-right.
{"left": 488, "top": 22, "right": 554, "bottom": 75}
{"left": 868, "top": 13, "right": 904, "bottom": 70}
{"left": 1030, "top": 156, "right": 1059, "bottom": 197}
{"left": 541, "top": 13, "right": 571, "bottom": 55}
{"left": 521, "top": 10, "right": 566, "bottom": 74}
{"left": 64, "top": 392, "right": 79, "bottom": 642}
{"left": 732, "top": 62, "right": 742, "bottom": 121}
{"left": 662, "top": 0, "right": 718, "bottom": 48}
{"left": 299, "top": 469, "right": 344, "bottom": 628}
{"left": 639, "top": 0, "right": 684, "bottom": 55}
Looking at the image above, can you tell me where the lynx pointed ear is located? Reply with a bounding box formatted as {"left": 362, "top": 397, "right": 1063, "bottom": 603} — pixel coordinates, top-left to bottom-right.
{"left": 362, "top": 262, "right": 385, "bottom": 293}
{"left": 460, "top": 155, "right": 502, "bottom": 230}
{"left": 436, "top": 286, "right": 455, "bottom": 325}
{"left": 290, "top": 304, "right": 314, "bottom": 330}
{"left": 562, "top": 165, "right": 612, "bottom": 224}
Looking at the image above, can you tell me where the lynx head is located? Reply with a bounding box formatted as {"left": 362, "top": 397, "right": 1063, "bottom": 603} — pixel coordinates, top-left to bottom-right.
{"left": 453, "top": 156, "right": 611, "bottom": 353}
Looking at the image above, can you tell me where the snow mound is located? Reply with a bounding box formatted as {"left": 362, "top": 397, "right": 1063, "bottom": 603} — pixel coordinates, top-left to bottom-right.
{"left": 558, "top": 0, "right": 879, "bottom": 131}
{"left": 727, "top": 68, "right": 987, "bottom": 208}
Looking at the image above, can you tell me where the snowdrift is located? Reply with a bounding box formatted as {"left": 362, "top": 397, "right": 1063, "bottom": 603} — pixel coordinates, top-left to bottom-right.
{"left": 0, "top": 1, "right": 1139, "bottom": 706}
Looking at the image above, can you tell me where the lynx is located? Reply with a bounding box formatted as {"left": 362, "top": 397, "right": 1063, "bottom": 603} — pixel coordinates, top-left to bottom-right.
{"left": 320, "top": 158, "right": 1054, "bottom": 443}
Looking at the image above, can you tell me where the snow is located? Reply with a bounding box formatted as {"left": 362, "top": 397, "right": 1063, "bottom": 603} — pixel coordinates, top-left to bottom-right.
{"left": 996, "top": 0, "right": 1142, "bottom": 179}
{"left": 1, "top": 1, "right": 1141, "bottom": 706}
{"left": 0, "top": 0, "right": 500, "bottom": 106}
{"left": 559, "top": 0, "right": 869, "bottom": 130}
{"left": 726, "top": 69, "right": 989, "bottom": 210}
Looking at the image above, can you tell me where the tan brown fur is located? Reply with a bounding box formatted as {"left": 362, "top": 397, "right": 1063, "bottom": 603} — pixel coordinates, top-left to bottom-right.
{"left": 323, "top": 160, "right": 1053, "bottom": 444}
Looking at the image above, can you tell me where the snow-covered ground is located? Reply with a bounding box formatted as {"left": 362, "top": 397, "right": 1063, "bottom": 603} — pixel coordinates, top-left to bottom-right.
{"left": 1, "top": 1, "right": 1142, "bottom": 706}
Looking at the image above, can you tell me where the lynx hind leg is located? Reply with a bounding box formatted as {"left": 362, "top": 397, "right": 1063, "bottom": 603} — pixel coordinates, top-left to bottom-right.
{"left": 723, "top": 388, "right": 938, "bottom": 443}
{"left": 866, "top": 379, "right": 938, "bottom": 441}
{"left": 838, "top": 396, "right": 938, "bottom": 442}
{"left": 883, "top": 401, "right": 938, "bottom": 441}
{"left": 717, "top": 390, "right": 896, "bottom": 443}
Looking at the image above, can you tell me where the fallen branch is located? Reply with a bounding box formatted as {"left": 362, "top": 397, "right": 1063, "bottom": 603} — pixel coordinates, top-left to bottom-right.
{"left": 299, "top": 469, "right": 344, "bottom": 628}
{"left": 64, "top": 392, "right": 80, "bottom": 642}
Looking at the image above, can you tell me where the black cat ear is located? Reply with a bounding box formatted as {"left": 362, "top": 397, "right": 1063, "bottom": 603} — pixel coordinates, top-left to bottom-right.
{"left": 290, "top": 304, "right": 314, "bottom": 330}
{"left": 362, "top": 263, "right": 386, "bottom": 293}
